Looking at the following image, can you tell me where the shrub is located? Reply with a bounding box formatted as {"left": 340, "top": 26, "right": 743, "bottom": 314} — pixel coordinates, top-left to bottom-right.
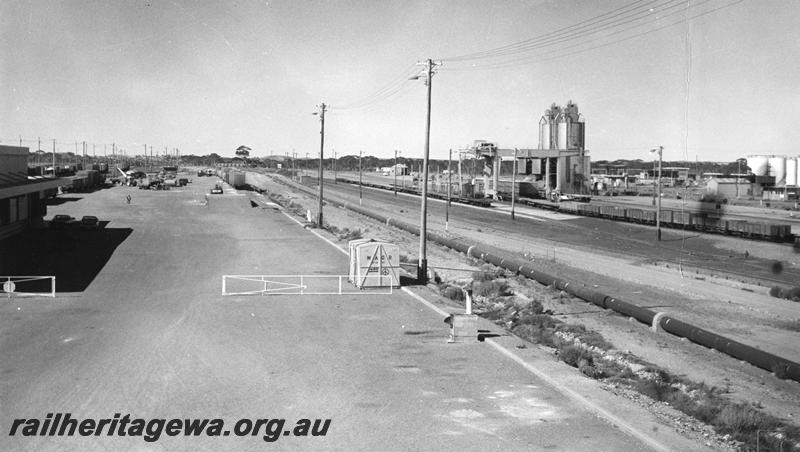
{"left": 714, "top": 404, "right": 776, "bottom": 435}
{"left": 471, "top": 271, "right": 493, "bottom": 282}
{"left": 440, "top": 285, "right": 464, "bottom": 301}
{"left": 769, "top": 286, "right": 783, "bottom": 298}
{"left": 472, "top": 280, "right": 511, "bottom": 298}
{"left": 559, "top": 345, "right": 591, "bottom": 368}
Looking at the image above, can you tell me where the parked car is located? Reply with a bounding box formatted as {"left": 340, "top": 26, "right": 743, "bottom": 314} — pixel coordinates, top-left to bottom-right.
{"left": 210, "top": 184, "right": 223, "bottom": 194}
{"left": 79, "top": 215, "right": 100, "bottom": 230}
{"left": 50, "top": 214, "right": 75, "bottom": 229}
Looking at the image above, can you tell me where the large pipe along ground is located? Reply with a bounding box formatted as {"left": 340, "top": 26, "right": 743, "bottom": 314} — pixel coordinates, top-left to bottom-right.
{"left": 259, "top": 173, "right": 800, "bottom": 383}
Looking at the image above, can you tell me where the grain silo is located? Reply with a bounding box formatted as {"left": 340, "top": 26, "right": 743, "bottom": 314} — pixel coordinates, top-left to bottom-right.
{"left": 746, "top": 155, "right": 770, "bottom": 176}
{"left": 787, "top": 157, "right": 798, "bottom": 186}
{"left": 539, "top": 101, "right": 584, "bottom": 151}
{"left": 768, "top": 155, "right": 786, "bottom": 186}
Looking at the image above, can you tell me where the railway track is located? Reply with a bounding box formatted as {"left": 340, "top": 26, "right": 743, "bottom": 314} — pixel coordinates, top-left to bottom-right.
{"left": 319, "top": 177, "right": 800, "bottom": 288}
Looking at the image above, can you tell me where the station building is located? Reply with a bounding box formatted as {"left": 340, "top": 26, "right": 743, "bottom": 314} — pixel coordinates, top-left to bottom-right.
{"left": 0, "top": 145, "right": 63, "bottom": 240}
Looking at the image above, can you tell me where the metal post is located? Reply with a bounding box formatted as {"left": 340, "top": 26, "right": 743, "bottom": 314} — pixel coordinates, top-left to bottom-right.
{"left": 511, "top": 148, "right": 518, "bottom": 220}
{"left": 358, "top": 150, "right": 363, "bottom": 205}
{"left": 333, "top": 150, "right": 337, "bottom": 184}
{"left": 652, "top": 157, "right": 657, "bottom": 206}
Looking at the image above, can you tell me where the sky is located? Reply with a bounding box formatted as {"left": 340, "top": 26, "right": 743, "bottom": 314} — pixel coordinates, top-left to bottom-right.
{"left": 2, "top": 0, "right": 799, "bottom": 162}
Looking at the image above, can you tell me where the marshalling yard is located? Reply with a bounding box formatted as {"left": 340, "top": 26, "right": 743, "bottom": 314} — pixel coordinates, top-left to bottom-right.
{"left": 2, "top": 158, "right": 799, "bottom": 451}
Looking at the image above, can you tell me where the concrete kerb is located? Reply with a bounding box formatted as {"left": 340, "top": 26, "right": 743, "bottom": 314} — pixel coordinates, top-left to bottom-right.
{"left": 270, "top": 188, "right": 677, "bottom": 452}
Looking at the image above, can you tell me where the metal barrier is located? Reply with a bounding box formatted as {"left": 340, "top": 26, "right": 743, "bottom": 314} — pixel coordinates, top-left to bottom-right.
{"left": 2, "top": 276, "right": 56, "bottom": 298}
{"left": 221, "top": 274, "right": 393, "bottom": 296}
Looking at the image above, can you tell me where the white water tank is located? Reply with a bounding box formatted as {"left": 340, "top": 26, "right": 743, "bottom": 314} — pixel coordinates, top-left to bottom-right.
{"left": 787, "top": 157, "right": 798, "bottom": 186}
{"left": 747, "top": 155, "right": 769, "bottom": 176}
{"left": 769, "top": 155, "right": 786, "bottom": 186}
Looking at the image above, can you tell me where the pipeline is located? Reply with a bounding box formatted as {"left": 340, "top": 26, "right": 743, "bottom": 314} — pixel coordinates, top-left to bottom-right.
{"left": 252, "top": 172, "right": 800, "bottom": 383}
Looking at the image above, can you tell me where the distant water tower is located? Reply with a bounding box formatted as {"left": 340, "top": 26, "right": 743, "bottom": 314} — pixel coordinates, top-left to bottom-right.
{"left": 539, "top": 101, "right": 585, "bottom": 150}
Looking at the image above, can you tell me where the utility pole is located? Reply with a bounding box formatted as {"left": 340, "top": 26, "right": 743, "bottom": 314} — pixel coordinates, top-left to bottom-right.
{"left": 736, "top": 158, "right": 743, "bottom": 198}
{"left": 650, "top": 146, "right": 663, "bottom": 241}
{"left": 394, "top": 149, "right": 399, "bottom": 196}
{"left": 358, "top": 150, "right": 363, "bottom": 205}
{"left": 52, "top": 139, "right": 56, "bottom": 177}
{"left": 410, "top": 58, "right": 439, "bottom": 283}
{"left": 333, "top": 150, "right": 337, "bottom": 184}
{"left": 446, "top": 148, "right": 452, "bottom": 231}
{"left": 511, "top": 148, "right": 518, "bottom": 220}
{"left": 314, "top": 102, "right": 327, "bottom": 227}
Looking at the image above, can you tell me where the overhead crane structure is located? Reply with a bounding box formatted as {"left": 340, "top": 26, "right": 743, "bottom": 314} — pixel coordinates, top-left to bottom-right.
{"left": 464, "top": 141, "right": 589, "bottom": 200}
{"left": 462, "top": 102, "right": 591, "bottom": 200}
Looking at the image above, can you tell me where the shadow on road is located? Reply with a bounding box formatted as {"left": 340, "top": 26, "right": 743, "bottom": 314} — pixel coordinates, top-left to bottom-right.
{"left": 0, "top": 227, "right": 133, "bottom": 292}
{"left": 45, "top": 197, "right": 82, "bottom": 205}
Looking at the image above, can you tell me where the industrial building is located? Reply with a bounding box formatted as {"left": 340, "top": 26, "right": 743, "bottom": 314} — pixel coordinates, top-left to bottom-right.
{"left": 706, "top": 178, "right": 761, "bottom": 200}
{"left": 466, "top": 101, "right": 591, "bottom": 198}
{"left": 0, "top": 145, "right": 63, "bottom": 240}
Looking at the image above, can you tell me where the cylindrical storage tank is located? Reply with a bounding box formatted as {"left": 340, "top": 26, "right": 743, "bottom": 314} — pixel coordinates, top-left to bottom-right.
{"left": 747, "top": 155, "right": 769, "bottom": 176}
{"left": 557, "top": 121, "right": 567, "bottom": 150}
{"left": 768, "top": 155, "right": 786, "bottom": 186}
{"left": 786, "top": 157, "right": 798, "bottom": 186}
{"left": 568, "top": 122, "right": 584, "bottom": 150}
{"left": 539, "top": 118, "right": 551, "bottom": 149}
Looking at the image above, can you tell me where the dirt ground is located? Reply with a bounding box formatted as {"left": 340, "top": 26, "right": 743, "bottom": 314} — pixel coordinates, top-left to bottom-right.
{"left": 249, "top": 172, "right": 800, "bottom": 441}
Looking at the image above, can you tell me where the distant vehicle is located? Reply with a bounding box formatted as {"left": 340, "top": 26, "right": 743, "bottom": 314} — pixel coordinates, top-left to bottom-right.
{"left": 178, "top": 178, "right": 189, "bottom": 186}
{"left": 197, "top": 170, "right": 205, "bottom": 177}
{"left": 205, "top": 169, "right": 215, "bottom": 176}
{"left": 210, "top": 184, "right": 223, "bottom": 194}
{"left": 50, "top": 214, "right": 75, "bottom": 229}
{"left": 79, "top": 216, "right": 100, "bottom": 230}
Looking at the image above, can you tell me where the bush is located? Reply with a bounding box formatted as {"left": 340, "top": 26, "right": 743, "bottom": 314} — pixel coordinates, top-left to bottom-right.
{"left": 511, "top": 323, "right": 558, "bottom": 347}
{"left": 714, "top": 404, "right": 776, "bottom": 435}
{"left": 472, "top": 280, "right": 511, "bottom": 298}
{"left": 441, "top": 285, "right": 464, "bottom": 302}
{"left": 769, "top": 286, "right": 783, "bottom": 298}
{"left": 559, "top": 345, "right": 592, "bottom": 368}
{"left": 471, "top": 271, "right": 494, "bottom": 282}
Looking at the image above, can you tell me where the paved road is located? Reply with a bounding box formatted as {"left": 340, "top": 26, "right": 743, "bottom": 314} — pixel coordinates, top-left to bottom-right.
{"left": 1, "top": 176, "right": 693, "bottom": 451}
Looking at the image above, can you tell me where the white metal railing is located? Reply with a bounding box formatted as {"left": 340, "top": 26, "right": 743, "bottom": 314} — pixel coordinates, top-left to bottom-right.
{"left": 221, "top": 274, "right": 393, "bottom": 296}
{"left": 2, "top": 276, "right": 56, "bottom": 298}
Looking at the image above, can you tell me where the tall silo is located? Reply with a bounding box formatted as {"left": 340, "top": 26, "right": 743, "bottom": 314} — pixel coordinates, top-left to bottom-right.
{"left": 568, "top": 119, "right": 585, "bottom": 150}
{"left": 787, "top": 157, "right": 798, "bottom": 186}
{"left": 768, "top": 155, "right": 786, "bottom": 186}
{"left": 539, "top": 116, "right": 551, "bottom": 150}
{"left": 747, "top": 155, "right": 769, "bottom": 176}
{"left": 556, "top": 116, "right": 568, "bottom": 150}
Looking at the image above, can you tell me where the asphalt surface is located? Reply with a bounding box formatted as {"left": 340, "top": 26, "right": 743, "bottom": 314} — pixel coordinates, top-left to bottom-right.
{"left": 0, "top": 175, "right": 703, "bottom": 451}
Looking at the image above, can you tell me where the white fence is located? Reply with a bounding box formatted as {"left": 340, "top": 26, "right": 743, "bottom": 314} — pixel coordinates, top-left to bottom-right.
{"left": 222, "top": 274, "right": 393, "bottom": 296}
{"left": 2, "top": 276, "right": 56, "bottom": 298}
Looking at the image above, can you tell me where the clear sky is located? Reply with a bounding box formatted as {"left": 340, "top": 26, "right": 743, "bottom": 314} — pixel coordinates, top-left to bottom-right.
{"left": 2, "top": 0, "right": 798, "bottom": 162}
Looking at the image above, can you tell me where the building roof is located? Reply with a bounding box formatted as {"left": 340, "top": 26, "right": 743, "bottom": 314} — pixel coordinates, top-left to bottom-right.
{"left": 708, "top": 178, "right": 739, "bottom": 184}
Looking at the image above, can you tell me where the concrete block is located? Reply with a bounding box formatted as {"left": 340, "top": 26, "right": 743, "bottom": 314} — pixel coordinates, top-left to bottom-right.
{"left": 449, "top": 314, "right": 478, "bottom": 343}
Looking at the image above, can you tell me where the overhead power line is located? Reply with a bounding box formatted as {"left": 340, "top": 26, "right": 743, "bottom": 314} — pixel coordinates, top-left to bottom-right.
{"left": 443, "top": 0, "right": 744, "bottom": 71}
{"left": 443, "top": 0, "right": 673, "bottom": 62}
{"left": 330, "top": 63, "right": 420, "bottom": 112}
